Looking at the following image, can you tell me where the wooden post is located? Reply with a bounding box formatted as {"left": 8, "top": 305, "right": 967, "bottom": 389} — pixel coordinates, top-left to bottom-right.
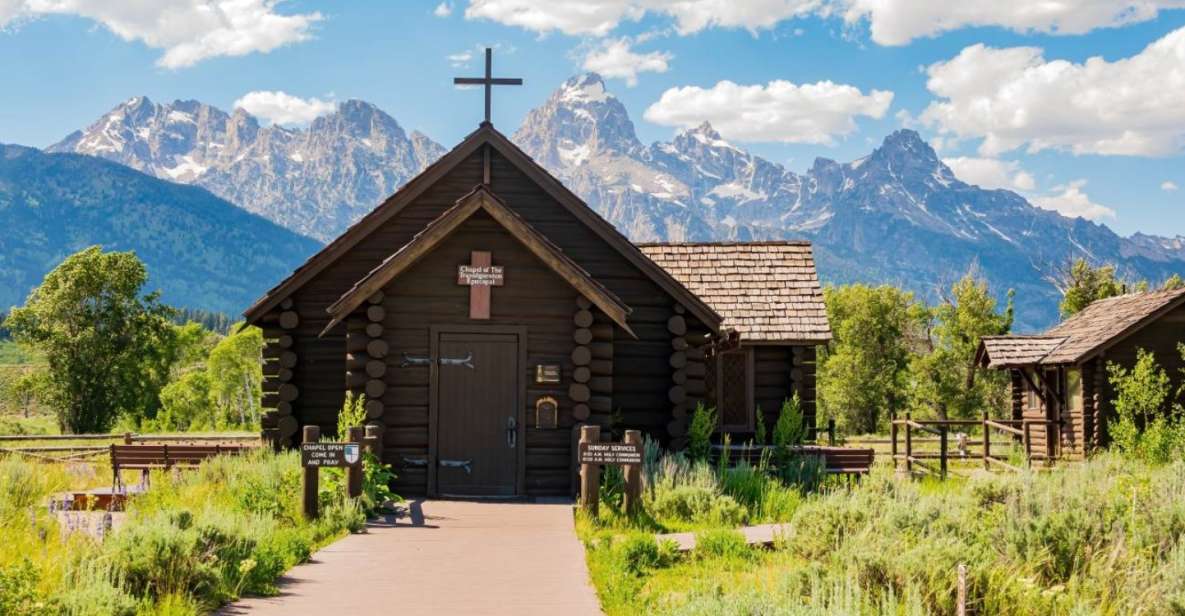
{"left": 890, "top": 412, "right": 898, "bottom": 471}
{"left": 957, "top": 563, "right": 967, "bottom": 616}
{"left": 622, "top": 430, "right": 642, "bottom": 515}
{"left": 939, "top": 426, "right": 948, "bottom": 480}
{"left": 827, "top": 418, "right": 836, "bottom": 446}
{"left": 363, "top": 424, "right": 383, "bottom": 457}
{"left": 347, "top": 426, "right": 364, "bottom": 499}
{"left": 982, "top": 412, "right": 990, "bottom": 470}
{"left": 1023, "top": 422, "right": 1032, "bottom": 468}
{"left": 578, "top": 424, "right": 600, "bottom": 515}
{"left": 904, "top": 412, "right": 913, "bottom": 475}
{"left": 302, "top": 425, "right": 320, "bottom": 520}
{"left": 123, "top": 432, "right": 133, "bottom": 445}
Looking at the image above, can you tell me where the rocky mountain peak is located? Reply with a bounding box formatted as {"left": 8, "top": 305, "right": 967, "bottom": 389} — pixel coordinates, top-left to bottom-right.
{"left": 556, "top": 73, "right": 612, "bottom": 105}
{"left": 513, "top": 72, "right": 641, "bottom": 169}
{"left": 50, "top": 96, "right": 445, "bottom": 241}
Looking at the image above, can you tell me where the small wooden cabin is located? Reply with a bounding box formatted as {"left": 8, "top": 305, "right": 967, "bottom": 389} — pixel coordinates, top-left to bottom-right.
{"left": 977, "top": 287, "right": 1185, "bottom": 459}
{"left": 243, "top": 123, "right": 831, "bottom": 497}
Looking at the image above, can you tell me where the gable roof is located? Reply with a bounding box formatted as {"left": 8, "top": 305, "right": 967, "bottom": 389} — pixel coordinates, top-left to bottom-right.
{"left": 322, "top": 186, "right": 633, "bottom": 337}
{"left": 977, "top": 287, "right": 1185, "bottom": 368}
{"left": 637, "top": 241, "right": 831, "bottom": 344}
{"left": 977, "top": 336, "right": 1067, "bottom": 368}
{"left": 243, "top": 123, "right": 722, "bottom": 333}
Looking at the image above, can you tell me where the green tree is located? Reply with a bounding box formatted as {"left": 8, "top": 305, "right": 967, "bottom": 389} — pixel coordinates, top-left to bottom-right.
{"left": 1057, "top": 258, "right": 1124, "bottom": 318}
{"left": 1106, "top": 347, "right": 1185, "bottom": 463}
{"left": 5, "top": 247, "right": 176, "bottom": 433}
{"left": 153, "top": 324, "right": 264, "bottom": 431}
{"left": 910, "top": 273, "right": 1014, "bottom": 419}
{"left": 818, "top": 284, "right": 928, "bottom": 433}
{"left": 1161, "top": 273, "right": 1185, "bottom": 291}
{"left": 206, "top": 325, "right": 264, "bottom": 429}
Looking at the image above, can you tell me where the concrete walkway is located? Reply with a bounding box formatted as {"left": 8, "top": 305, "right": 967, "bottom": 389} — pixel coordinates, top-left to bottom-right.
{"left": 221, "top": 499, "right": 603, "bottom": 616}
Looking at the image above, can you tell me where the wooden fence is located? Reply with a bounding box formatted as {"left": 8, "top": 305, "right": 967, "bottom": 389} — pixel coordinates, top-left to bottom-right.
{"left": 0, "top": 432, "right": 260, "bottom": 462}
{"left": 890, "top": 413, "right": 1061, "bottom": 478}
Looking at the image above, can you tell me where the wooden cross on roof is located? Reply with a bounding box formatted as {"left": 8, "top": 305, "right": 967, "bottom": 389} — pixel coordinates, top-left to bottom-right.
{"left": 454, "top": 47, "right": 522, "bottom": 124}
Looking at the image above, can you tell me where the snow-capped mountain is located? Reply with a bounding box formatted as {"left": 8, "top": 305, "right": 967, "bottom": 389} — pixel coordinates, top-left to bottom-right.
{"left": 50, "top": 77, "right": 1185, "bottom": 329}
{"left": 514, "top": 74, "right": 1185, "bottom": 329}
{"left": 49, "top": 97, "right": 445, "bottom": 241}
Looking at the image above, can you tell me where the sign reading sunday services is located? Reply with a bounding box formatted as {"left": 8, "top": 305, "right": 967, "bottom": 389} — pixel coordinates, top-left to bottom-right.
{"left": 579, "top": 441, "right": 643, "bottom": 465}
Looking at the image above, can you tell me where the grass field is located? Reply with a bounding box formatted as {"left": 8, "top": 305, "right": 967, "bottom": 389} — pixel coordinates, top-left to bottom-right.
{"left": 0, "top": 449, "right": 364, "bottom": 615}
{"left": 578, "top": 453, "right": 1185, "bottom": 615}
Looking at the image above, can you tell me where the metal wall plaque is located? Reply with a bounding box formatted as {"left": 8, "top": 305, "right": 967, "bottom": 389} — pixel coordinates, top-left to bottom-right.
{"left": 578, "top": 441, "right": 643, "bottom": 465}
{"left": 535, "top": 364, "right": 561, "bottom": 384}
{"left": 300, "top": 442, "right": 361, "bottom": 467}
{"left": 535, "top": 396, "right": 558, "bottom": 429}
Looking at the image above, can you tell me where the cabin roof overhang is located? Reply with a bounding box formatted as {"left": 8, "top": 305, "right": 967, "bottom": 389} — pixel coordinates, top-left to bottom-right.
{"left": 978, "top": 287, "right": 1185, "bottom": 370}
{"left": 243, "top": 123, "right": 723, "bottom": 333}
{"left": 322, "top": 186, "right": 635, "bottom": 337}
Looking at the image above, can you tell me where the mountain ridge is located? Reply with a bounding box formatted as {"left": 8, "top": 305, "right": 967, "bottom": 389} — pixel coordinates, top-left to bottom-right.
{"left": 0, "top": 144, "right": 320, "bottom": 315}
{"left": 49, "top": 77, "right": 1185, "bottom": 329}
{"left": 48, "top": 96, "right": 446, "bottom": 241}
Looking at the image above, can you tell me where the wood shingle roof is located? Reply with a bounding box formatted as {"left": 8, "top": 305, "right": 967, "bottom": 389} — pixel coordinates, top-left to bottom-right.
{"left": 978, "top": 287, "right": 1185, "bottom": 367}
{"left": 637, "top": 241, "right": 831, "bottom": 344}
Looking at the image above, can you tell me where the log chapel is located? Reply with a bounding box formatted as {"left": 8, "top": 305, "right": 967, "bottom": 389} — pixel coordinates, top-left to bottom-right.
{"left": 244, "top": 52, "right": 832, "bottom": 497}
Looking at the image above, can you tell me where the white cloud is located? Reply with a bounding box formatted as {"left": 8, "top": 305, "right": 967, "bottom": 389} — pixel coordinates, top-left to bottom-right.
{"left": 840, "top": 0, "right": 1185, "bottom": 46}
{"left": 447, "top": 50, "right": 473, "bottom": 67}
{"left": 433, "top": 2, "right": 453, "bottom": 17}
{"left": 233, "top": 90, "right": 335, "bottom": 126}
{"left": 1163, "top": 180, "right": 1179, "bottom": 191}
{"left": 582, "top": 38, "right": 671, "bottom": 87}
{"left": 643, "top": 79, "right": 892, "bottom": 145}
{"left": 943, "top": 156, "right": 1035, "bottom": 191}
{"left": 1031, "top": 180, "right": 1116, "bottom": 221}
{"left": 0, "top": 0, "right": 321, "bottom": 68}
{"left": 462, "top": 0, "right": 818, "bottom": 37}
{"left": 921, "top": 29, "right": 1185, "bottom": 157}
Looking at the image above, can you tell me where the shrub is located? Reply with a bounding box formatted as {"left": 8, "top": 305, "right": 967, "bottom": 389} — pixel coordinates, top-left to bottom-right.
{"left": 336, "top": 392, "right": 367, "bottom": 440}
{"left": 616, "top": 535, "right": 665, "bottom": 573}
{"left": 649, "top": 485, "right": 747, "bottom": 527}
{"left": 694, "top": 528, "right": 749, "bottom": 559}
{"left": 687, "top": 403, "right": 716, "bottom": 463}
{"left": 1108, "top": 347, "right": 1185, "bottom": 463}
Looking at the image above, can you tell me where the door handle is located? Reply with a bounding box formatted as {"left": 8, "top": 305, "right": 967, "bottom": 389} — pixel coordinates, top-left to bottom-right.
{"left": 439, "top": 352, "right": 474, "bottom": 369}
{"left": 506, "top": 416, "right": 517, "bottom": 449}
{"left": 439, "top": 459, "right": 472, "bottom": 474}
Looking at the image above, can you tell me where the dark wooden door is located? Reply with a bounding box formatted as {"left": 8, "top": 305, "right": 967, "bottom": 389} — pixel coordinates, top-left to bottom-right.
{"left": 435, "top": 332, "right": 520, "bottom": 496}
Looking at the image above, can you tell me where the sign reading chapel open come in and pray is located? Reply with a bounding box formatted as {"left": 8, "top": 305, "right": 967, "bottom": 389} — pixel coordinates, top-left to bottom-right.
{"left": 458, "top": 250, "right": 504, "bottom": 319}
{"left": 300, "top": 442, "right": 361, "bottom": 467}
{"left": 579, "top": 441, "right": 644, "bottom": 465}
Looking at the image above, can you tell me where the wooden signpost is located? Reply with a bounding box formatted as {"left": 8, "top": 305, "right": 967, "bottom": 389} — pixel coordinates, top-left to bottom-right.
{"left": 300, "top": 425, "right": 367, "bottom": 520}
{"left": 578, "top": 427, "right": 643, "bottom": 515}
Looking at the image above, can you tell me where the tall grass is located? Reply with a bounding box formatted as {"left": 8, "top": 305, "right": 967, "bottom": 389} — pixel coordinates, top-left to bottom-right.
{"left": 0, "top": 449, "right": 364, "bottom": 614}
{"left": 582, "top": 453, "right": 1185, "bottom": 615}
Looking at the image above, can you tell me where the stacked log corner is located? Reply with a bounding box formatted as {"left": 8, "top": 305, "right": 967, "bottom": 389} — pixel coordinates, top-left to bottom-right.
{"left": 261, "top": 298, "right": 300, "bottom": 448}
{"left": 346, "top": 291, "right": 388, "bottom": 442}
{"left": 667, "top": 304, "right": 707, "bottom": 449}
{"left": 570, "top": 296, "right": 614, "bottom": 427}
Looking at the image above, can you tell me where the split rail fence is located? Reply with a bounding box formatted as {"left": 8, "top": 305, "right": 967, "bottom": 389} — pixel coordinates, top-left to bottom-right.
{"left": 890, "top": 412, "right": 1061, "bottom": 478}
{"left": 0, "top": 432, "right": 260, "bottom": 463}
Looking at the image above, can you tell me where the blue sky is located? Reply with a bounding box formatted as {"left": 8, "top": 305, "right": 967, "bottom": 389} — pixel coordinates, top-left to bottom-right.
{"left": 1, "top": 1, "right": 1183, "bottom": 237}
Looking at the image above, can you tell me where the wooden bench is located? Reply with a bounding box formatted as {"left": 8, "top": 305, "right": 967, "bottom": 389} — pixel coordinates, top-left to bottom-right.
{"left": 110, "top": 444, "right": 250, "bottom": 491}
{"left": 802, "top": 445, "right": 876, "bottom": 477}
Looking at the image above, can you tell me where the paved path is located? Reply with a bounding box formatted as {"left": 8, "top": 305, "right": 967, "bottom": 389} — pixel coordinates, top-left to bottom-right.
{"left": 221, "top": 499, "right": 603, "bottom": 616}
{"left": 657, "top": 523, "right": 791, "bottom": 552}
